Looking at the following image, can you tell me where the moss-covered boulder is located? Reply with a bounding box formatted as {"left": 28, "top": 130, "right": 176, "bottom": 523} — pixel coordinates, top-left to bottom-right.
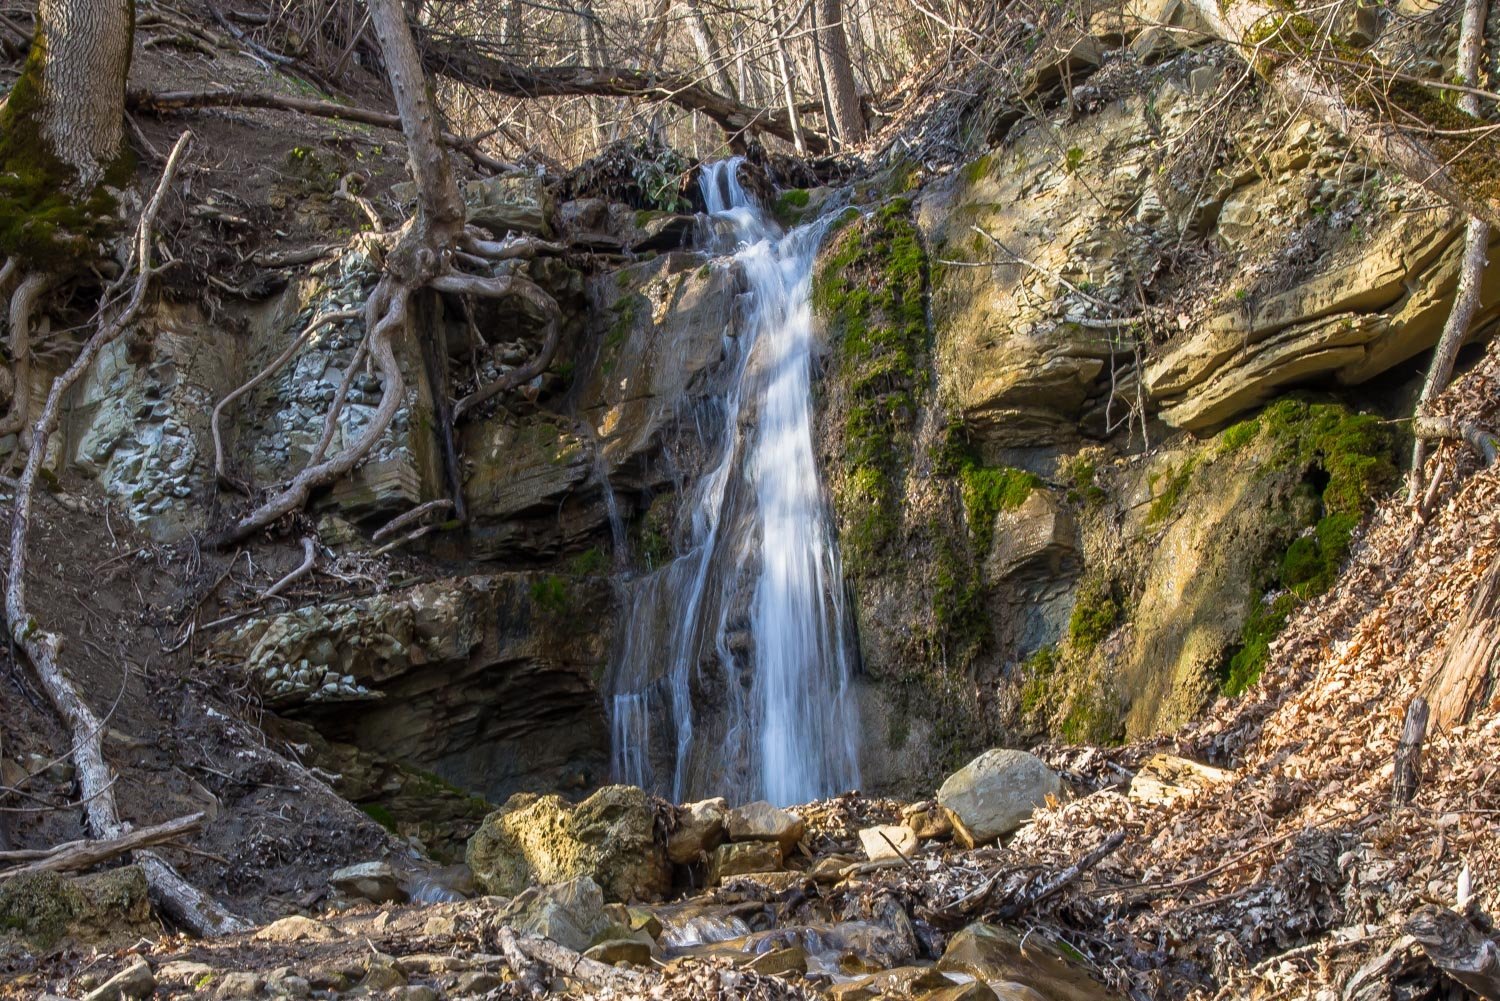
{"left": 0, "top": 866, "right": 153, "bottom": 951}
{"left": 466, "top": 785, "right": 669, "bottom": 902}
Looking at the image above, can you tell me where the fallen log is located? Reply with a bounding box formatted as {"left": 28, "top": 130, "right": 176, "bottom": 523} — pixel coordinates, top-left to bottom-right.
{"left": 0, "top": 813, "right": 204, "bottom": 879}
{"left": 1413, "top": 416, "right": 1500, "bottom": 468}
{"left": 1406, "top": 905, "right": 1500, "bottom": 999}
{"left": 510, "top": 932, "right": 657, "bottom": 992}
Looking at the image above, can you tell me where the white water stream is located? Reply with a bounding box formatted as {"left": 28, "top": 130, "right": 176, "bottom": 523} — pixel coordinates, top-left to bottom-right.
{"left": 605, "top": 159, "right": 860, "bottom": 805}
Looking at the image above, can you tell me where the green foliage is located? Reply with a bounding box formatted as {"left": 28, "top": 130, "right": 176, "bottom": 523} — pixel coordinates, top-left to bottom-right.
{"left": 813, "top": 198, "right": 930, "bottom": 577}
{"left": 959, "top": 464, "right": 1041, "bottom": 553}
{"left": 529, "top": 575, "right": 571, "bottom": 616}
{"left": 567, "top": 546, "right": 609, "bottom": 576}
{"left": 1017, "top": 645, "right": 1059, "bottom": 715}
{"left": 1222, "top": 591, "right": 1297, "bottom": 695}
{"left": 1065, "top": 455, "right": 1106, "bottom": 505}
{"left": 1218, "top": 417, "right": 1261, "bottom": 454}
{"left": 1063, "top": 146, "right": 1085, "bottom": 173}
{"left": 1067, "top": 580, "right": 1120, "bottom": 656}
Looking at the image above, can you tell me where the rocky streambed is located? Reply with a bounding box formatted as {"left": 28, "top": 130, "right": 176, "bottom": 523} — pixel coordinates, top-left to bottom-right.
{"left": 6, "top": 747, "right": 1171, "bottom": 1000}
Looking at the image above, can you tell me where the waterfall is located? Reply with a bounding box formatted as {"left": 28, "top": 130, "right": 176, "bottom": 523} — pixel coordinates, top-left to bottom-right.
{"left": 604, "top": 158, "right": 861, "bottom": 806}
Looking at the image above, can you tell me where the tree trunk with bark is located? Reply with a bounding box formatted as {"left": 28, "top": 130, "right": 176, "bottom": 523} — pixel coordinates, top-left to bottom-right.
{"left": 815, "top": 0, "right": 864, "bottom": 145}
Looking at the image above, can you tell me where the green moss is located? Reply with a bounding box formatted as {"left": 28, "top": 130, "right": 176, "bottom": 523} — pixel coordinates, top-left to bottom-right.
{"left": 959, "top": 464, "right": 1041, "bottom": 552}
{"left": 1059, "top": 686, "right": 1123, "bottom": 745}
{"left": 1017, "top": 645, "right": 1059, "bottom": 715}
{"left": 359, "top": 802, "right": 398, "bottom": 831}
{"left": 813, "top": 198, "right": 930, "bottom": 577}
{"left": 1219, "top": 417, "right": 1261, "bottom": 454}
{"left": 1146, "top": 455, "right": 1199, "bottom": 525}
{"left": 1220, "top": 397, "right": 1397, "bottom": 694}
{"left": 1064, "top": 455, "right": 1107, "bottom": 506}
{"left": 1067, "top": 580, "right": 1120, "bottom": 656}
{"left": 773, "top": 187, "right": 812, "bottom": 226}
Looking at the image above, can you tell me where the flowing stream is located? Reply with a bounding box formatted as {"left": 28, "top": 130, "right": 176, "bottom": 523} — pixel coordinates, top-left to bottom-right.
{"left": 604, "top": 159, "right": 861, "bottom": 806}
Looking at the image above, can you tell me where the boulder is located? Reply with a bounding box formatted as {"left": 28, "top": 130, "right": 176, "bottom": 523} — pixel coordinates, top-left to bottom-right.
{"left": 583, "top": 927, "right": 657, "bottom": 966}
{"left": 0, "top": 866, "right": 153, "bottom": 951}
{"left": 708, "top": 841, "right": 783, "bottom": 883}
{"left": 938, "top": 749, "right": 1061, "bottom": 846}
{"left": 329, "top": 860, "right": 404, "bottom": 903}
{"left": 858, "top": 824, "right": 919, "bottom": 862}
{"left": 464, "top": 174, "right": 554, "bottom": 236}
{"left": 726, "top": 801, "right": 805, "bottom": 852}
{"left": 668, "top": 797, "right": 728, "bottom": 863}
{"left": 937, "top": 923, "right": 1116, "bottom": 1001}
{"left": 496, "top": 876, "right": 609, "bottom": 952}
{"left": 467, "top": 785, "right": 669, "bottom": 901}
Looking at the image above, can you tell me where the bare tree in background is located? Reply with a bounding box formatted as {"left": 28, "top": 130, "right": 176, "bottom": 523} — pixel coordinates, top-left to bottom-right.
{"left": 816, "top": 0, "right": 865, "bottom": 145}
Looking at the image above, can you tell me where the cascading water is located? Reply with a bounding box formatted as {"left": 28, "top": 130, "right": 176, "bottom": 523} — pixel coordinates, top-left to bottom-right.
{"left": 604, "top": 158, "right": 861, "bottom": 806}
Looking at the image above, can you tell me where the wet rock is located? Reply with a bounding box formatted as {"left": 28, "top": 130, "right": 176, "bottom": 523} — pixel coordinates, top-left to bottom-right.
{"left": 726, "top": 801, "right": 805, "bottom": 852}
{"left": 708, "top": 841, "right": 783, "bottom": 883}
{"left": 253, "top": 915, "right": 343, "bottom": 943}
{"left": 743, "top": 921, "right": 916, "bottom": 973}
{"left": 938, "top": 749, "right": 1061, "bottom": 846}
{"left": 496, "top": 875, "right": 609, "bottom": 952}
{"left": 920, "top": 983, "right": 1000, "bottom": 1001}
{"left": 0, "top": 866, "right": 153, "bottom": 951}
{"left": 467, "top": 785, "right": 669, "bottom": 901}
{"left": 858, "top": 824, "right": 919, "bottom": 861}
{"left": 584, "top": 931, "right": 656, "bottom": 966}
{"left": 82, "top": 958, "right": 155, "bottom": 1001}
{"left": 668, "top": 797, "right": 729, "bottom": 863}
{"left": 747, "top": 947, "right": 808, "bottom": 976}
{"left": 329, "top": 860, "right": 404, "bottom": 903}
{"left": 936, "top": 923, "right": 1115, "bottom": 1001}
{"left": 831, "top": 966, "right": 955, "bottom": 1000}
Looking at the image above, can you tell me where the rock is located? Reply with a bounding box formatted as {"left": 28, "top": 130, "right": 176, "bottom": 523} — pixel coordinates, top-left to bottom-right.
{"left": 936, "top": 923, "right": 1115, "bottom": 1001}
{"left": 584, "top": 932, "right": 656, "bottom": 966}
{"left": 858, "top": 824, "right": 919, "bottom": 861}
{"left": 496, "top": 875, "right": 609, "bottom": 952}
{"left": 329, "top": 860, "right": 405, "bottom": 903}
{"left": 159, "top": 961, "right": 217, "bottom": 985}
{"left": 602, "top": 902, "right": 663, "bottom": 939}
{"left": 809, "top": 855, "right": 857, "bottom": 882}
{"left": 743, "top": 922, "right": 916, "bottom": 973}
{"left": 987, "top": 490, "right": 1079, "bottom": 582}
{"left": 82, "top": 958, "right": 155, "bottom": 1001}
{"left": 0, "top": 866, "right": 153, "bottom": 951}
{"left": 832, "top": 966, "right": 955, "bottom": 1000}
{"left": 455, "top": 971, "right": 505, "bottom": 993}
{"left": 708, "top": 841, "right": 783, "bottom": 883}
{"left": 726, "top": 801, "right": 805, "bottom": 852}
{"left": 467, "top": 785, "right": 669, "bottom": 901}
{"left": 668, "top": 797, "right": 728, "bottom": 863}
{"left": 253, "top": 915, "right": 343, "bottom": 943}
{"left": 1215, "top": 182, "right": 1266, "bottom": 251}
{"left": 390, "top": 988, "right": 439, "bottom": 1001}
{"left": 1128, "top": 753, "right": 1233, "bottom": 806}
{"left": 902, "top": 801, "right": 953, "bottom": 840}
{"left": 211, "top": 972, "right": 265, "bottom": 999}
{"left": 266, "top": 970, "right": 311, "bottom": 998}
{"left": 938, "top": 749, "right": 1061, "bottom": 846}
{"left": 747, "top": 947, "right": 807, "bottom": 976}
{"left": 464, "top": 173, "right": 554, "bottom": 236}
{"left": 920, "top": 983, "right": 1000, "bottom": 1001}
{"left": 360, "top": 954, "right": 406, "bottom": 990}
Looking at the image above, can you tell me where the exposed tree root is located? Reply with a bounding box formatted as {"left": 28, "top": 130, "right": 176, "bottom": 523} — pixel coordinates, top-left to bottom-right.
{"left": 1, "top": 272, "right": 54, "bottom": 443}
{"left": 211, "top": 308, "right": 360, "bottom": 491}
{"left": 5, "top": 132, "right": 248, "bottom": 937}
{"left": 440, "top": 273, "right": 563, "bottom": 420}
{"left": 261, "top": 537, "right": 318, "bottom": 599}
{"left": 371, "top": 498, "right": 453, "bottom": 542}
{"left": 335, "top": 172, "right": 385, "bottom": 233}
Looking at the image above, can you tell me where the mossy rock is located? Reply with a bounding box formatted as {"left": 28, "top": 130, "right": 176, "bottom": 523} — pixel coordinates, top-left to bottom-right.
{"left": 0, "top": 866, "right": 153, "bottom": 951}
{"left": 467, "top": 785, "right": 669, "bottom": 902}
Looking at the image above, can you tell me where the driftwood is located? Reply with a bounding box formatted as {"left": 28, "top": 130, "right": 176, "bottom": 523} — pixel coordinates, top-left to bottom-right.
{"left": 1390, "top": 696, "right": 1430, "bottom": 807}
{"left": 0, "top": 812, "right": 203, "bottom": 879}
{"left": 511, "top": 932, "right": 657, "bottom": 992}
{"left": 1406, "top": 905, "right": 1500, "bottom": 999}
{"left": 496, "top": 927, "right": 549, "bottom": 998}
{"left": 1424, "top": 559, "right": 1500, "bottom": 728}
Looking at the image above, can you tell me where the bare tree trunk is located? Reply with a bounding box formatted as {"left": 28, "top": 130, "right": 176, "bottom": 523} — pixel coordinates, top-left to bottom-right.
{"left": 1409, "top": 0, "right": 1491, "bottom": 491}
{"left": 768, "top": 0, "right": 807, "bottom": 152}
{"left": 677, "top": 0, "right": 739, "bottom": 101}
{"left": 815, "top": 0, "right": 864, "bottom": 145}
